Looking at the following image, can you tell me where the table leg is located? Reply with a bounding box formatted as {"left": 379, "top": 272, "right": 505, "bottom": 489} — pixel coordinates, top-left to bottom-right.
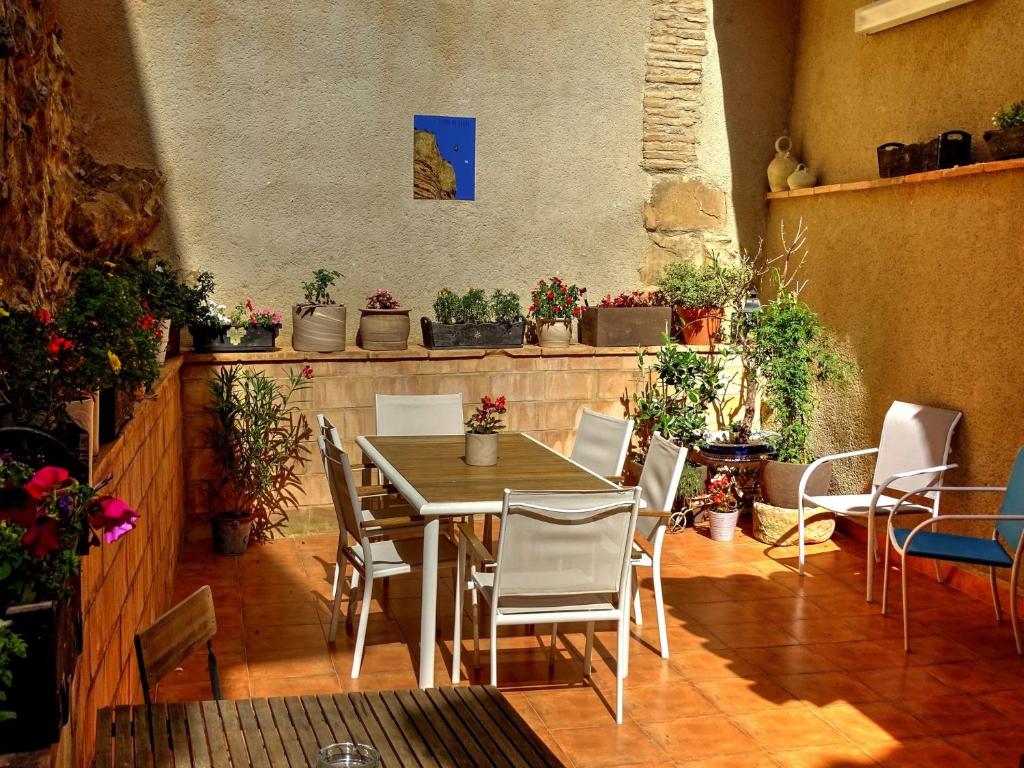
{"left": 419, "top": 517, "right": 440, "bottom": 688}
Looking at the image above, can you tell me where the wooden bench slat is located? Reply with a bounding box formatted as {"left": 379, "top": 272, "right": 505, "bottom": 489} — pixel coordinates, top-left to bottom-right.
{"left": 115, "top": 707, "right": 135, "bottom": 768}
{"left": 380, "top": 690, "right": 446, "bottom": 767}
{"left": 478, "top": 686, "right": 565, "bottom": 767}
{"left": 359, "top": 691, "right": 422, "bottom": 768}
{"left": 414, "top": 688, "right": 492, "bottom": 767}
{"left": 450, "top": 687, "right": 532, "bottom": 768}
{"left": 94, "top": 708, "right": 113, "bottom": 768}
{"left": 268, "top": 696, "right": 309, "bottom": 767}
{"left": 217, "top": 700, "right": 254, "bottom": 768}
{"left": 298, "top": 695, "right": 335, "bottom": 752}
{"left": 323, "top": 693, "right": 402, "bottom": 768}
{"left": 184, "top": 702, "right": 212, "bottom": 768}
{"left": 437, "top": 688, "right": 515, "bottom": 768}
{"left": 251, "top": 698, "right": 289, "bottom": 766}
{"left": 167, "top": 704, "right": 193, "bottom": 768}
{"left": 234, "top": 699, "right": 271, "bottom": 768}
{"left": 133, "top": 704, "right": 155, "bottom": 768}
{"left": 149, "top": 703, "right": 173, "bottom": 768}
{"left": 284, "top": 695, "right": 320, "bottom": 765}
{"left": 200, "top": 700, "right": 230, "bottom": 768}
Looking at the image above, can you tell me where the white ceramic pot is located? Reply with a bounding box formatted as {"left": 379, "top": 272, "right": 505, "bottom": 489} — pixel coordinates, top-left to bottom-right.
{"left": 155, "top": 318, "right": 172, "bottom": 365}
{"left": 535, "top": 319, "right": 572, "bottom": 348}
{"left": 767, "top": 136, "right": 800, "bottom": 192}
{"left": 787, "top": 163, "right": 817, "bottom": 190}
{"left": 709, "top": 509, "right": 740, "bottom": 542}
{"left": 465, "top": 432, "right": 499, "bottom": 466}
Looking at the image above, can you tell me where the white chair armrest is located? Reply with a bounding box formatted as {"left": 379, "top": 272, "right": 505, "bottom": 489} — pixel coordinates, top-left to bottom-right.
{"left": 798, "top": 447, "right": 879, "bottom": 504}
{"left": 871, "top": 463, "right": 958, "bottom": 514}
{"left": 887, "top": 485, "right": 1007, "bottom": 533}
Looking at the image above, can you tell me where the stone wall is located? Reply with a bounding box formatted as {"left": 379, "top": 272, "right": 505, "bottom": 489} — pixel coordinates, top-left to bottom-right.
{"left": 54, "top": 359, "right": 185, "bottom": 768}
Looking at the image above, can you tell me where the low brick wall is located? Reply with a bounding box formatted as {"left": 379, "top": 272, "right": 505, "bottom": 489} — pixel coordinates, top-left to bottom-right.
{"left": 181, "top": 344, "right": 693, "bottom": 535}
{"left": 55, "top": 359, "right": 186, "bottom": 768}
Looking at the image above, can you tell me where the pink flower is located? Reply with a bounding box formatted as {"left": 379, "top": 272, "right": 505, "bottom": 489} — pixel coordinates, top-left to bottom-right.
{"left": 301, "top": 365, "right": 314, "bottom": 380}
{"left": 22, "top": 516, "right": 62, "bottom": 557}
{"left": 25, "top": 467, "right": 69, "bottom": 499}
{"left": 88, "top": 496, "right": 139, "bottom": 543}
{"left": 272, "top": 313, "right": 282, "bottom": 325}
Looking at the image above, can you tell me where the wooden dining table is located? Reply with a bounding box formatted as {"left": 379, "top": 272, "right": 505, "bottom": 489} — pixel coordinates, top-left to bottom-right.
{"left": 354, "top": 432, "right": 619, "bottom": 688}
{"left": 94, "top": 686, "right": 565, "bottom": 767}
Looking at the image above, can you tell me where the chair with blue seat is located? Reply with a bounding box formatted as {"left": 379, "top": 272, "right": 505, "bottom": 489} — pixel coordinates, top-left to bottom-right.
{"left": 881, "top": 447, "right": 1024, "bottom": 655}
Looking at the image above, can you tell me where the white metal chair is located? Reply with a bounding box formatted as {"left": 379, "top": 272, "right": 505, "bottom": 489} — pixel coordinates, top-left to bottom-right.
{"left": 630, "top": 433, "right": 687, "bottom": 659}
{"left": 452, "top": 487, "right": 642, "bottom": 724}
{"left": 797, "top": 400, "right": 962, "bottom": 602}
{"left": 317, "top": 415, "right": 424, "bottom": 599}
{"left": 319, "top": 435, "right": 458, "bottom": 677}
{"left": 882, "top": 446, "right": 1024, "bottom": 655}
{"left": 569, "top": 409, "right": 634, "bottom": 479}
{"left": 374, "top": 393, "right": 465, "bottom": 436}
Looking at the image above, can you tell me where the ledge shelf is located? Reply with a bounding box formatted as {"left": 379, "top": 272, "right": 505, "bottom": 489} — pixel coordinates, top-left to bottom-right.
{"left": 766, "top": 157, "right": 1024, "bottom": 201}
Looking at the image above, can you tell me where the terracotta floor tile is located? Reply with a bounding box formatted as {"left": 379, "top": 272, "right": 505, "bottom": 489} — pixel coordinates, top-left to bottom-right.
{"left": 525, "top": 685, "right": 620, "bottom": 729}
{"left": 769, "top": 744, "right": 877, "bottom": 768}
{"left": 155, "top": 677, "right": 250, "bottom": 702}
{"left": 893, "top": 694, "right": 1004, "bottom": 735}
{"left": 786, "top": 618, "right": 870, "bottom": 644}
{"left": 249, "top": 672, "right": 341, "bottom": 698}
{"left": 861, "top": 737, "right": 986, "bottom": 768}
{"left": 773, "top": 671, "right": 881, "bottom": 706}
{"left": 857, "top": 666, "right": 957, "bottom": 700}
{"left": 733, "top": 645, "right": 838, "bottom": 676}
{"left": 678, "top": 753, "right": 780, "bottom": 768}
{"left": 978, "top": 687, "right": 1024, "bottom": 720}
{"left": 682, "top": 601, "right": 770, "bottom": 625}
{"left": 670, "top": 648, "right": 763, "bottom": 682}
{"left": 920, "top": 658, "right": 1024, "bottom": 694}
{"left": 815, "top": 701, "right": 928, "bottom": 742}
{"left": 946, "top": 727, "right": 1024, "bottom": 765}
{"left": 705, "top": 621, "right": 800, "bottom": 649}
{"left": 731, "top": 709, "right": 847, "bottom": 751}
{"left": 692, "top": 677, "right": 802, "bottom": 713}
{"left": 749, "top": 596, "right": 832, "bottom": 623}
{"left": 804, "top": 639, "right": 911, "bottom": 671}
{"left": 624, "top": 681, "right": 720, "bottom": 722}
{"left": 639, "top": 715, "right": 761, "bottom": 760}
{"left": 550, "top": 721, "right": 671, "bottom": 768}
{"left": 243, "top": 599, "right": 323, "bottom": 626}
{"left": 873, "top": 633, "right": 979, "bottom": 665}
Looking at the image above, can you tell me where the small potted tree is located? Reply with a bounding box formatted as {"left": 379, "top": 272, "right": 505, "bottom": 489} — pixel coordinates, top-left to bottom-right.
{"left": 292, "top": 269, "right": 346, "bottom": 352}
{"left": 579, "top": 290, "right": 673, "bottom": 347}
{"left": 205, "top": 364, "right": 312, "bottom": 554}
{"left": 528, "top": 276, "right": 585, "bottom": 348}
{"left": 984, "top": 100, "right": 1024, "bottom": 161}
{"left": 659, "top": 260, "right": 741, "bottom": 346}
{"left": 358, "top": 289, "right": 410, "bottom": 350}
{"left": 421, "top": 288, "right": 525, "bottom": 349}
{"left": 464, "top": 395, "right": 506, "bottom": 466}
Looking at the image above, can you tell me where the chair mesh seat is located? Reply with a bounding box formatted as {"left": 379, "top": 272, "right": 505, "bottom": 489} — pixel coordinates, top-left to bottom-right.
{"left": 892, "top": 527, "right": 1013, "bottom": 567}
{"left": 806, "top": 493, "right": 931, "bottom": 515}
{"left": 473, "top": 572, "right": 618, "bottom": 614}
{"left": 348, "top": 537, "right": 459, "bottom": 577}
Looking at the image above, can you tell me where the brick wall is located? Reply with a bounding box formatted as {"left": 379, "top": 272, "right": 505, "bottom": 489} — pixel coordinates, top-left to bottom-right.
{"left": 54, "top": 359, "right": 186, "bottom": 768}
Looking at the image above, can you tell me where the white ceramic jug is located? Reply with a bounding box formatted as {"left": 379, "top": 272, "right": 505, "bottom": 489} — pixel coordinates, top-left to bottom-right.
{"left": 787, "top": 163, "right": 817, "bottom": 190}
{"left": 767, "top": 136, "right": 799, "bottom": 192}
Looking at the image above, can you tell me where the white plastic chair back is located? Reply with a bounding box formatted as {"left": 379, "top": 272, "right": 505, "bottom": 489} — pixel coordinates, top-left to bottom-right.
{"left": 636, "top": 433, "right": 687, "bottom": 542}
{"left": 570, "top": 409, "right": 634, "bottom": 477}
{"left": 318, "top": 436, "right": 364, "bottom": 544}
{"left": 492, "top": 489, "right": 641, "bottom": 606}
{"left": 374, "top": 394, "right": 465, "bottom": 436}
{"left": 873, "top": 401, "right": 962, "bottom": 497}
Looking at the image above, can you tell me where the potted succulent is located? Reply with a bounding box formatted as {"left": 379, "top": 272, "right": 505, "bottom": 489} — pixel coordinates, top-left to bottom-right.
{"left": 205, "top": 364, "right": 312, "bottom": 554}
{"left": 464, "top": 395, "right": 506, "bottom": 466}
{"left": 658, "top": 259, "right": 742, "bottom": 346}
{"left": 0, "top": 456, "right": 137, "bottom": 750}
{"left": 580, "top": 290, "right": 673, "bottom": 347}
{"left": 984, "top": 100, "right": 1024, "bottom": 161}
{"left": 292, "top": 269, "right": 346, "bottom": 353}
{"left": 358, "top": 289, "right": 410, "bottom": 351}
{"left": 528, "top": 276, "right": 585, "bottom": 348}
{"left": 706, "top": 473, "right": 740, "bottom": 542}
{"left": 421, "top": 288, "right": 525, "bottom": 349}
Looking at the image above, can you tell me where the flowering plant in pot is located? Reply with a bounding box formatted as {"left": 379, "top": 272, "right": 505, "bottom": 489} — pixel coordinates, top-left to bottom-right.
{"left": 205, "top": 364, "right": 312, "bottom": 554}
{"left": 184, "top": 272, "right": 281, "bottom": 352}
{"left": 580, "top": 290, "right": 672, "bottom": 347}
{"left": 359, "top": 289, "right": 410, "bottom": 350}
{"left": 528, "top": 276, "right": 585, "bottom": 348}
{"left": 0, "top": 456, "right": 137, "bottom": 749}
{"left": 126, "top": 256, "right": 189, "bottom": 363}
{"left": 293, "top": 268, "right": 346, "bottom": 353}
{"left": 464, "top": 395, "right": 507, "bottom": 467}
{"left": 422, "top": 287, "right": 524, "bottom": 349}
{"left": 705, "top": 473, "right": 740, "bottom": 542}
{"left": 984, "top": 100, "right": 1024, "bottom": 161}
{"left": 658, "top": 259, "right": 744, "bottom": 346}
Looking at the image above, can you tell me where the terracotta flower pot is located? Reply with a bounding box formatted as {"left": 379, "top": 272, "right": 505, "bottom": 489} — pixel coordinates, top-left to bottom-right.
{"left": 676, "top": 306, "right": 724, "bottom": 345}
{"left": 465, "top": 432, "right": 499, "bottom": 466}
{"left": 358, "top": 308, "right": 410, "bottom": 350}
{"left": 535, "top": 318, "right": 572, "bottom": 348}
{"left": 292, "top": 304, "right": 347, "bottom": 352}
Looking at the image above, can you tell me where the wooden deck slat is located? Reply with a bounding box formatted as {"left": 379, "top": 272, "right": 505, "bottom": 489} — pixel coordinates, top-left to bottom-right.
{"left": 94, "top": 708, "right": 113, "bottom": 768}
{"left": 250, "top": 698, "right": 289, "bottom": 766}
{"left": 323, "top": 693, "right": 402, "bottom": 768}
{"left": 167, "top": 704, "right": 192, "bottom": 768}
{"left": 437, "top": 687, "right": 516, "bottom": 768}
{"left": 114, "top": 707, "right": 135, "bottom": 768}
{"left": 217, "top": 701, "right": 253, "bottom": 768}
{"left": 234, "top": 699, "right": 271, "bottom": 768}
{"left": 298, "top": 695, "right": 335, "bottom": 751}
{"left": 414, "top": 688, "right": 493, "bottom": 767}
{"left": 360, "top": 691, "right": 424, "bottom": 768}
{"left": 268, "top": 696, "right": 309, "bottom": 767}
{"left": 184, "top": 702, "right": 212, "bottom": 768}
{"left": 450, "top": 687, "right": 532, "bottom": 768}
{"left": 200, "top": 700, "right": 230, "bottom": 768}
{"left": 133, "top": 704, "right": 155, "bottom": 768}
{"left": 284, "top": 695, "right": 320, "bottom": 764}
{"left": 150, "top": 704, "right": 173, "bottom": 768}
{"left": 381, "top": 690, "right": 447, "bottom": 767}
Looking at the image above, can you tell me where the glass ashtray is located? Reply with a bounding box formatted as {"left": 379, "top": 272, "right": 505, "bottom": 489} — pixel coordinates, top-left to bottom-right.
{"left": 316, "top": 742, "right": 381, "bottom": 767}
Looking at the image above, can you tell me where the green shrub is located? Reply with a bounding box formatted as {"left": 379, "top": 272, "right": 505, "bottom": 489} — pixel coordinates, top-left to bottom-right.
{"left": 301, "top": 269, "right": 342, "bottom": 305}
{"left": 432, "top": 288, "right": 523, "bottom": 324}
{"left": 993, "top": 100, "right": 1024, "bottom": 130}
{"left": 659, "top": 259, "right": 745, "bottom": 308}
{"left": 491, "top": 290, "right": 522, "bottom": 324}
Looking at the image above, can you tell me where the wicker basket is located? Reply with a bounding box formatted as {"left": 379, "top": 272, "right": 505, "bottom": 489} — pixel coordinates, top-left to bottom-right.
{"left": 752, "top": 502, "right": 835, "bottom": 546}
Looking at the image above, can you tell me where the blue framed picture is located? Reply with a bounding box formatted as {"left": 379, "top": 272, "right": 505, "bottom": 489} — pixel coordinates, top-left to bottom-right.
{"left": 413, "top": 115, "right": 476, "bottom": 201}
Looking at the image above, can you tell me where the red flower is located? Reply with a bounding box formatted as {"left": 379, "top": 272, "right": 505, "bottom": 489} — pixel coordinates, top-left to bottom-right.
{"left": 140, "top": 313, "right": 155, "bottom": 330}
{"left": 35, "top": 308, "right": 52, "bottom": 325}
{"left": 496, "top": 396, "right": 506, "bottom": 408}
{"left": 561, "top": 285, "right": 567, "bottom": 294}
{"left": 301, "top": 365, "right": 314, "bottom": 380}
{"left": 572, "top": 307, "right": 580, "bottom": 317}
{"left": 245, "top": 299, "right": 255, "bottom": 312}
{"left": 0, "top": 489, "right": 37, "bottom": 528}
{"left": 528, "top": 304, "right": 536, "bottom": 314}
{"left": 88, "top": 496, "right": 138, "bottom": 544}
{"left": 46, "top": 333, "right": 72, "bottom": 357}
{"left": 22, "top": 516, "right": 62, "bottom": 557}
{"left": 482, "top": 395, "right": 492, "bottom": 405}
{"left": 547, "top": 292, "right": 554, "bottom": 300}
{"left": 25, "top": 467, "right": 69, "bottom": 499}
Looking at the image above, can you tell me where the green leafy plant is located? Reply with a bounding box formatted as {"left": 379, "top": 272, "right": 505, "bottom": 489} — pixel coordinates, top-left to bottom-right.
{"left": 432, "top": 288, "right": 523, "bottom": 324}
{"left": 181, "top": 271, "right": 228, "bottom": 333}
{"left": 460, "top": 288, "right": 490, "bottom": 323}
{"left": 658, "top": 259, "right": 744, "bottom": 309}
{"left": 301, "top": 269, "right": 343, "bottom": 306}
{"left": 206, "top": 364, "right": 313, "bottom": 540}
{"left": 227, "top": 300, "right": 282, "bottom": 330}
{"left": 993, "top": 100, "right": 1024, "bottom": 130}
{"left": 528, "top": 277, "right": 585, "bottom": 321}
{"left": 629, "top": 332, "right": 724, "bottom": 456}
{"left": 599, "top": 290, "right": 668, "bottom": 308}
{"left": 127, "top": 256, "right": 188, "bottom": 325}
{"left": 491, "top": 290, "right": 522, "bottom": 324}
{"left": 751, "top": 290, "right": 850, "bottom": 463}
{"left": 0, "top": 619, "right": 27, "bottom": 722}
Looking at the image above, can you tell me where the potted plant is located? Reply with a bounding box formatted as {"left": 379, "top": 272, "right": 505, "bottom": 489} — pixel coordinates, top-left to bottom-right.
{"left": 292, "top": 269, "right": 346, "bottom": 353}
{"left": 984, "top": 100, "right": 1024, "bottom": 161}
{"left": 528, "top": 276, "right": 585, "bottom": 348}
{"left": 579, "top": 290, "right": 673, "bottom": 348}
{"left": 0, "top": 456, "right": 137, "bottom": 750}
{"left": 186, "top": 281, "right": 282, "bottom": 354}
{"left": 128, "top": 256, "right": 188, "bottom": 363}
{"left": 421, "top": 288, "right": 525, "bottom": 349}
{"left": 205, "top": 364, "right": 312, "bottom": 554}
{"left": 706, "top": 473, "right": 740, "bottom": 542}
{"left": 752, "top": 290, "right": 850, "bottom": 510}
{"left": 658, "top": 259, "right": 742, "bottom": 346}
{"left": 464, "top": 395, "right": 506, "bottom": 466}
{"left": 358, "top": 289, "right": 410, "bottom": 351}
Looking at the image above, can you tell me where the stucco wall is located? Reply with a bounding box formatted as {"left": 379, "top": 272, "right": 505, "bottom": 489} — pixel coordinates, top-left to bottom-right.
{"left": 59, "top": 1, "right": 648, "bottom": 336}
{"left": 770, "top": 0, "right": 1024, "bottom": 593}
{"left": 789, "top": 0, "right": 1024, "bottom": 184}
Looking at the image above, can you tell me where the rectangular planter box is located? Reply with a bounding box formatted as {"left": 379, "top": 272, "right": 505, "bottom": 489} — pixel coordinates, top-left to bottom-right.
{"left": 578, "top": 306, "right": 672, "bottom": 347}
{"left": 420, "top": 318, "right": 525, "bottom": 349}
{"left": 189, "top": 325, "right": 279, "bottom": 353}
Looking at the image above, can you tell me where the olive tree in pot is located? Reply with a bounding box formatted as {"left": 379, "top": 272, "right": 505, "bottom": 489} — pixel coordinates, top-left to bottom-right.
{"left": 205, "top": 364, "right": 312, "bottom": 554}
{"left": 293, "top": 269, "right": 346, "bottom": 352}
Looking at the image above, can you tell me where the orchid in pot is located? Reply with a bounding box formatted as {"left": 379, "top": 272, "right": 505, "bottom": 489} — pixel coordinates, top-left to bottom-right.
{"left": 465, "top": 395, "right": 507, "bottom": 467}
{"left": 0, "top": 456, "right": 138, "bottom": 749}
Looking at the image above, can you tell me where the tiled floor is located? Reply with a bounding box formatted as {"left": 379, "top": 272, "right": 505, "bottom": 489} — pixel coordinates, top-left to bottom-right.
{"left": 161, "top": 522, "right": 1024, "bottom": 767}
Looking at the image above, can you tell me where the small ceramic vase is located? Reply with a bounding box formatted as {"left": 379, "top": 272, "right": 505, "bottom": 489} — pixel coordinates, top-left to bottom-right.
{"left": 767, "top": 136, "right": 799, "bottom": 192}
{"left": 787, "top": 163, "right": 817, "bottom": 190}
